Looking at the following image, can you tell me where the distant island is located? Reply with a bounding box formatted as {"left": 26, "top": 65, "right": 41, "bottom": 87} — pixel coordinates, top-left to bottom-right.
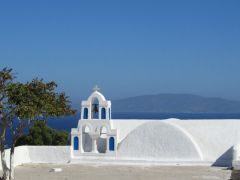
{"left": 112, "top": 94, "right": 240, "bottom": 113}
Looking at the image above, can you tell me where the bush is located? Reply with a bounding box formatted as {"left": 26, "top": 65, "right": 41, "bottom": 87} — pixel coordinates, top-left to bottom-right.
{"left": 16, "top": 121, "right": 69, "bottom": 146}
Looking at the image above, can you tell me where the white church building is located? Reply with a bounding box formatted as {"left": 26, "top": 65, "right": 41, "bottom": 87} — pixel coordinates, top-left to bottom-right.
{"left": 71, "top": 87, "right": 240, "bottom": 167}
{"left": 71, "top": 86, "right": 117, "bottom": 157}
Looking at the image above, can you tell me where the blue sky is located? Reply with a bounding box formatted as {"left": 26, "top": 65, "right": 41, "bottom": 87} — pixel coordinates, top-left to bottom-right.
{"left": 0, "top": 1, "right": 240, "bottom": 106}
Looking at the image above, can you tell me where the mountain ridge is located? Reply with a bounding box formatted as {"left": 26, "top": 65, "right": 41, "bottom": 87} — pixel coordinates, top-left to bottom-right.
{"left": 112, "top": 93, "right": 240, "bottom": 113}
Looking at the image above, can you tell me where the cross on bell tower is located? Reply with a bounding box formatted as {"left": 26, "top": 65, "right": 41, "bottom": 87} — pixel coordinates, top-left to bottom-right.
{"left": 93, "top": 85, "right": 100, "bottom": 92}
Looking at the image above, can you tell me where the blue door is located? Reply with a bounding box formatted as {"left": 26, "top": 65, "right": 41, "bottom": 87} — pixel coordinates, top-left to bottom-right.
{"left": 74, "top": 137, "right": 79, "bottom": 150}
{"left": 101, "top": 108, "right": 106, "bottom": 119}
{"left": 109, "top": 137, "right": 114, "bottom": 151}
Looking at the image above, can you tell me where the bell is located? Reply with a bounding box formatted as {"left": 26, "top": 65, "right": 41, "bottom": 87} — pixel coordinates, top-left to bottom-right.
{"left": 93, "top": 104, "right": 99, "bottom": 113}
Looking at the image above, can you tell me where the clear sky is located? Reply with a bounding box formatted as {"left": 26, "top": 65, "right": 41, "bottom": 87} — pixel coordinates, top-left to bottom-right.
{"left": 0, "top": 1, "right": 240, "bottom": 106}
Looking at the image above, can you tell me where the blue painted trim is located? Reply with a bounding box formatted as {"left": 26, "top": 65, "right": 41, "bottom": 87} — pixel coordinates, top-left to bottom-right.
{"left": 74, "top": 137, "right": 79, "bottom": 150}
{"left": 109, "top": 137, "right": 114, "bottom": 151}
{"left": 101, "top": 108, "right": 106, "bottom": 119}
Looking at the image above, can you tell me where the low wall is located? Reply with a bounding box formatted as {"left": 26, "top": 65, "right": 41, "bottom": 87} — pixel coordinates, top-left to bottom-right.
{"left": 0, "top": 119, "right": 239, "bottom": 169}
{"left": 0, "top": 146, "right": 31, "bottom": 170}
{"left": 0, "top": 146, "right": 70, "bottom": 170}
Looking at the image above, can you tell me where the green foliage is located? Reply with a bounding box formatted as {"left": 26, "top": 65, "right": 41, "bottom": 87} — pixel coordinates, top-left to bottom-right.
{"left": 0, "top": 68, "right": 76, "bottom": 144}
{"left": 7, "top": 78, "right": 75, "bottom": 121}
{"left": 0, "top": 68, "right": 15, "bottom": 129}
{"left": 16, "top": 121, "right": 69, "bottom": 146}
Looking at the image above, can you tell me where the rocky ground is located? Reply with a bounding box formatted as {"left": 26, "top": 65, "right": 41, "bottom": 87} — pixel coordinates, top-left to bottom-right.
{"left": 9, "top": 164, "right": 232, "bottom": 180}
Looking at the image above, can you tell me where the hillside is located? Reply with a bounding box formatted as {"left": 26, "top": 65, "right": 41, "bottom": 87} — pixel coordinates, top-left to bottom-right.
{"left": 112, "top": 94, "right": 240, "bottom": 113}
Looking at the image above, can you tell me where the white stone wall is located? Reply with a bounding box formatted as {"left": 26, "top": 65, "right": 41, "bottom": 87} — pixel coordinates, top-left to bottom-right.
{"left": 0, "top": 146, "right": 70, "bottom": 170}
{"left": 0, "top": 146, "right": 31, "bottom": 170}
{"left": 0, "top": 119, "right": 239, "bottom": 169}
{"left": 112, "top": 119, "right": 240, "bottom": 166}
{"left": 28, "top": 146, "right": 70, "bottom": 163}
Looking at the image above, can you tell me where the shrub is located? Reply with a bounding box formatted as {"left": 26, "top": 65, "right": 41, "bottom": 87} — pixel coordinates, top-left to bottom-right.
{"left": 16, "top": 121, "right": 69, "bottom": 146}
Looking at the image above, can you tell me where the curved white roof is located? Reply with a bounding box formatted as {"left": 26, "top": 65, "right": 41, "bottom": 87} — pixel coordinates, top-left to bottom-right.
{"left": 87, "top": 91, "right": 106, "bottom": 103}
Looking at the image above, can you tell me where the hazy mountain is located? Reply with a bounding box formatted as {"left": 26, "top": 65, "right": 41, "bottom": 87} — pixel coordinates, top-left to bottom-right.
{"left": 112, "top": 94, "right": 240, "bottom": 113}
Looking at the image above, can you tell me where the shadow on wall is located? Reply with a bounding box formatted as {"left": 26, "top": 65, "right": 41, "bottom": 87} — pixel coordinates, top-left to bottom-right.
{"left": 97, "top": 138, "right": 107, "bottom": 153}
{"left": 212, "top": 147, "right": 233, "bottom": 167}
{"left": 83, "top": 134, "right": 92, "bottom": 152}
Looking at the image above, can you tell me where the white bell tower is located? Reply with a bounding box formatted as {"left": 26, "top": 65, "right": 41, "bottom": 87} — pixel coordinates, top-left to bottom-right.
{"left": 81, "top": 85, "right": 111, "bottom": 120}
{"left": 71, "top": 86, "right": 117, "bottom": 158}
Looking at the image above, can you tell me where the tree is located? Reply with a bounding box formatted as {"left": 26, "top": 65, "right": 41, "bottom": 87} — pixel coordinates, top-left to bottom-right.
{"left": 16, "top": 121, "right": 69, "bottom": 146}
{"left": 0, "top": 68, "right": 15, "bottom": 180}
{"left": 0, "top": 68, "right": 75, "bottom": 180}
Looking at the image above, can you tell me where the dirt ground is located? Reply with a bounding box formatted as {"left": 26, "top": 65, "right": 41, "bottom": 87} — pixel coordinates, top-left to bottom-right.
{"left": 9, "top": 164, "right": 232, "bottom": 180}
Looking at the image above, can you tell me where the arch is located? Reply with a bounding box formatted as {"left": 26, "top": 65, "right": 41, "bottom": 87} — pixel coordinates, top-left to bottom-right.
{"left": 73, "top": 137, "right": 79, "bottom": 150}
{"left": 83, "top": 108, "right": 88, "bottom": 119}
{"left": 118, "top": 121, "right": 202, "bottom": 160}
{"left": 83, "top": 126, "right": 90, "bottom": 133}
{"left": 96, "top": 124, "right": 110, "bottom": 134}
{"left": 97, "top": 125, "right": 109, "bottom": 153}
{"left": 100, "top": 126, "right": 108, "bottom": 138}
{"left": 82, "top": 124, "right": 92, "bottom": 152}
{"left": 109, "top": 137, "right": 115, "bottom": 151}
{"left": 87, "top": 91, "right": 106, "bottom": 104}
{"left": 91, "top": 98, "right": 99, "bottom": 119}
{"left": 81, "top": 123, "right": 93, "bottom": 133}
{"left": 97, "top": 126, "right": 108, "bottom": 153}
{"left": 101, "top": 108, "right": 106, "bottom": 119}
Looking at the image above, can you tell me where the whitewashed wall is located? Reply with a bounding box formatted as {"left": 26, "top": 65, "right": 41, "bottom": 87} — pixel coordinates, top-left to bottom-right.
{"left": 0, "top": 119, "right": 239, "bottom": 169}
{"left": 112, "top": 119, "right": 240, "bottom": 166}
{"left": 28, "top": 146, "right": 70, "bottom": 163}
{"left": 0, "top": 146, "right": 31, "bottom": 170}
{"left": 0, "top": 146, "right": 70, "bottom": 170}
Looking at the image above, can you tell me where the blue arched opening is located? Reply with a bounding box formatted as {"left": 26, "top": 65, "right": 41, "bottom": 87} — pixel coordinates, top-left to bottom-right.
{"left": 74, "top": 137, "right": 79, "bottom": 150}
{"left": 101, "top": 108, "right": 106, "bottom": 119}
{"left": 83, "top": 108, "right": 88, "bottom": 119}
{"left": 109, "top": 137, "right": 114, "bottom": 151}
